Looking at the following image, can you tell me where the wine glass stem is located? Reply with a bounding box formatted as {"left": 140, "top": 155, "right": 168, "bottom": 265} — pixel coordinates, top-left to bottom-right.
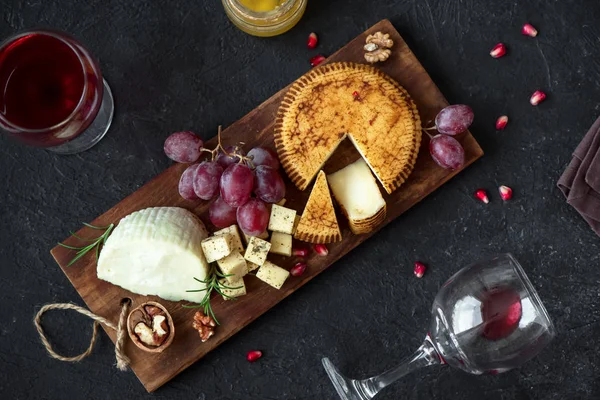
{"left": 355, "top": 339, "right": 441, "bottom": 398}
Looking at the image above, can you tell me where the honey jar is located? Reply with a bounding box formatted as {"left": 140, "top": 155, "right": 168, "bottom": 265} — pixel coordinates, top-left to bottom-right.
{"left": 222, "top": 0, "right": 307, "bottom": 37}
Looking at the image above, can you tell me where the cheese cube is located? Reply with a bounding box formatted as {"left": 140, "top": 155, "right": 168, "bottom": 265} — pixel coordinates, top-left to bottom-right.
{"left": 217, "top": 252, "right": 248, "bottom": 283}
{"left": 292, "top": 215, "right": 301, "bottom": 235}
{"left": 269, "top": 231, "right": 292, "bottom": 256}
{"left": 201, "top": 234, "right": 232, "bottom": 263}
{"left": 276, "top": 198, "right": 287, "bottom": 207}
{"left": 244, "top": 237, "right": 271, "bottom": 266}
{"left": 218, "top": 277, "right": 246, "bottom": 300}
{"left": 247, "top": 261, "right": 260, "bottom": 272}
{"left": 256, "top": 261, "right": 290, "bottom": 290}
{"left": 268, "top": 204, "right": 296, "bottom": 234}
{"left": 214, "top": 225, "right": 244, "bottom": 254}
{"left": 242, "top": 230, "right": 269, "bottom": 245}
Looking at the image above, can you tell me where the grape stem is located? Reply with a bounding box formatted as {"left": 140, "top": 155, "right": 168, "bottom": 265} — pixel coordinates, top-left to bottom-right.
{"left": 200, "top": 147, "right": 217, "bottom": 161}
{"left": 237, "top": 154, "right": 255, "bottom": 169}
{"left": 422, "top": 129, "right": 434, "bottom": 139}
{"left": 215, "top": 125, "right": 255, "bottom": 167}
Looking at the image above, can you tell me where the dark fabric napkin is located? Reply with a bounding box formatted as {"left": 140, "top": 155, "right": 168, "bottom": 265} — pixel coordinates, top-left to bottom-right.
{"left": 558, "top": 116, "right": 600, "bottom": 235}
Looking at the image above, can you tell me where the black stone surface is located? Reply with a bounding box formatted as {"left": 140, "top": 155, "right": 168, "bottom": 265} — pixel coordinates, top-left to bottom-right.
{"left": 1, "top": 0, "right": 600, "bottom": 399}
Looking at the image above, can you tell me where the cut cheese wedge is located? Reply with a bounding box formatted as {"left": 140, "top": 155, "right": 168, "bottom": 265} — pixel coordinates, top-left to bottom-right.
{"left": 295, "top": 170, "right": 342, "bottom": 243}
{"left": 97, "top": 207, "right": 210, "bottom": 303}
{"left": 327, "top": 159, "right": 387, "bottom": 235}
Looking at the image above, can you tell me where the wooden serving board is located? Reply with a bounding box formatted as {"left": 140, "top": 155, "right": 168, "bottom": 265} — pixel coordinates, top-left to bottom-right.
{"left": 51, "top": 19, "right": 483, "bottom": 392}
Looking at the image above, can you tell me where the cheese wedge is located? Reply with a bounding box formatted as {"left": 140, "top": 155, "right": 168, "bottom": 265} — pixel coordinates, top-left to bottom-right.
{"left": 295, "top": 170, "right": 341, "bottom": 243}
{"left": 327, "top": 159, "right": 386, "bottom": 234}
{"left": 275, "top": 62, "right": 421, "bottom": 194}
{"left": 97, "top": 207, "right": 210, "bottom": 303}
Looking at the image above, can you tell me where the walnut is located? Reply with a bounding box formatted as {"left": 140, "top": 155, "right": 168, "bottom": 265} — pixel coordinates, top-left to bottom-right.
{"left": 364, "top": 32, "right": 394, "bottom": 64}
{"left": 192, "top": 311, "right": 216, "bottom": 342}
{"left": 127, "top": 301, "right": 175, "bottom": 353}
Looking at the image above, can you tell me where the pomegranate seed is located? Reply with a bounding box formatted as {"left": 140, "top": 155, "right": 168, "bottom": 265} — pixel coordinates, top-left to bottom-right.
{"left": 307, "top": 32, "right": 318, "bottom": 49}
{"left": 310, "top": 55, "right": 326, "bottom": 67}
{"left": 313, "top": 244, "right": 328, "bottom": 256}
{"left": 247, "top": 350, "right": 262, "bottom": 362}
{"left": 489, "top": 43, "right": 506, "bottom": 58}
{"left": 522, "top": 23, "right": 538, "bottom": 37}
{"left": 530, "top": 90, "right": 546, "bottom": 106}
{"left": 495, "top": 115, "right": 508, "bottom": 130}
{"left": 292, "top": 246, "right": 308, "bottom": 257}
{"left": 414, "top": 261, "right": 426, "bottom": 278}
{"left": 499, "top": 185, "right": 513, "bottom": 201}
{"left": 290, "top": 262, "right": 307, "bottom": 277}
{"left": 475, "top": 189, "right": 490, "bottom": 204}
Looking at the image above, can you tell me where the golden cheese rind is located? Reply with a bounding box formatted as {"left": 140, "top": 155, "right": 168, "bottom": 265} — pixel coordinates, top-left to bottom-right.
{"left": 341, "top": 203, "right": 387, "bottom": 235}
{"left": 274, "top": 62, "right": 421, "bottom": 195}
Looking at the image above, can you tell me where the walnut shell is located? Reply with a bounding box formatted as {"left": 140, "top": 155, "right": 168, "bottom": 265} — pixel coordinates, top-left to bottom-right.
{"left": 127, "top": 301, "right": 175, "bottom": 353}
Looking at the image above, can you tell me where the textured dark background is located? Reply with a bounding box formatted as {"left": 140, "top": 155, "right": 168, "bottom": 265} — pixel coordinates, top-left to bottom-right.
{"left": 1, "top": 0, "right": 600, "bottom": 399}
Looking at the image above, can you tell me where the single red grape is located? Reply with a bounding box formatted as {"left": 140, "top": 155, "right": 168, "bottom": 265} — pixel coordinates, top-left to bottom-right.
{"left": 254, "top": 165, "right": 285, "bottom": 203}
{"left": 216, "top": 145, "right": 245, "bottom": 169}
{"left": 193, "top": 161, "right": 223, "bottom": 200}
{"left": 237, "top": 198, "right": 269, "bottom": 236}
{"left": 164, "top": 131, "right": 203, "bottom": 163}
{"left": 220, "top": 163, "right": 254, "bottom": 207}
{"left": 247, "top": 147, "right": 280, "bottom": 169}
{"left": 429, "top": 134, "right": 465, "bottom": 170}
{"left": 435, "top": 105, "right": 474, "bottom": 135}
{"left": 209, "top": 196, "right": 238, "bottom": 228}
{"left": 178, "top": 164, "right": 200, "bottom": 200}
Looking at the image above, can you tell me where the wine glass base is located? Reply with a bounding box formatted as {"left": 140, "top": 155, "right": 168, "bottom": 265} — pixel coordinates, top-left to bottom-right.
{"left": 47, "top": 79, "right": 114, "bottom": 155}
{"left": 322, "top": 357, "right": 375, "bottom": 400}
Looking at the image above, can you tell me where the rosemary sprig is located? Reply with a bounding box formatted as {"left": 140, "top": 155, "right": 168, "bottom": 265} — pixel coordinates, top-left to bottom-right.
{"left": 184, "top": 264, "right": 243, "bottom": 325}
{"left": 58, "top": 223, "right": 115, "bottom": 267}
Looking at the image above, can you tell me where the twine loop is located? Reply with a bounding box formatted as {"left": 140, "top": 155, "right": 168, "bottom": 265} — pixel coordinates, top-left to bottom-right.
{"left": 34, "top": 299, "right": 131, "bottom": 371}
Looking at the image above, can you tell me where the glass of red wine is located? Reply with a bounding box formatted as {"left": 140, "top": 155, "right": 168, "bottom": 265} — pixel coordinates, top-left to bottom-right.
{"left": 322, "top": 254, "right": 555, "bottom": 400}
{"left": 0, "top": 30, "right": 113, "bottom": 154}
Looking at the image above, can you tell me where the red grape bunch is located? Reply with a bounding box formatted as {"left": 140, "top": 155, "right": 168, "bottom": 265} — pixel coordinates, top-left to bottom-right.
{"left": 164, "top": 127, "right": 286, "bottom": 237}
{"left": 424, "top": 105, "right": 474, "bottom": 170}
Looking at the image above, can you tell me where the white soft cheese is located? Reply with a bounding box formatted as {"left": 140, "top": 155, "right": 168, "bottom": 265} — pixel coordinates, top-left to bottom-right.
{"left": 327, "top": 158, "right": 386, "bottom": 220}
{"left": 97, "top": 207, "right": 210, "bottom": 303}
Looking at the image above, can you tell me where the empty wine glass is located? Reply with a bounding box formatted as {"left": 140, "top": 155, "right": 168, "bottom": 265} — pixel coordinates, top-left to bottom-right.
{"left": 322, "top": 253, "right": 555, "bottom": 400}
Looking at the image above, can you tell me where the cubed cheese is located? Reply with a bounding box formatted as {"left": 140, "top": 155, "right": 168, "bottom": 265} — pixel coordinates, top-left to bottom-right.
{"left": 268, "top": 204, "right": 296, "bottom": 234}
{"left": 201, "top": 234, "right": 232, "bottom": 263}
{"left": 218, "top": 277, "right": 246, "bottom": 300}
{"left": 256, "top": 261, "right": 290, "bottom": 290}
{"left": 269, "top": 231, "right": 292, "bottom": 256}
{"left": 242, "top": 230, "right": 269, "bottom": 245}
{"left": 216, "top": 251, "right": 248, "bottom": 283}
{"left": 244, "top": 237, "right": 271, "bottom": 266}
{"left": 276, "top": 198, "right": 287, "bottom": 207}
{"left": 292, "top": 215, "right": 301, "bottom": 235}
{"left": 247, "top": 261, "right": 260, "bottom": 272}
{"left": 214, "top": 225, "right": 244, "bottom": 254}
